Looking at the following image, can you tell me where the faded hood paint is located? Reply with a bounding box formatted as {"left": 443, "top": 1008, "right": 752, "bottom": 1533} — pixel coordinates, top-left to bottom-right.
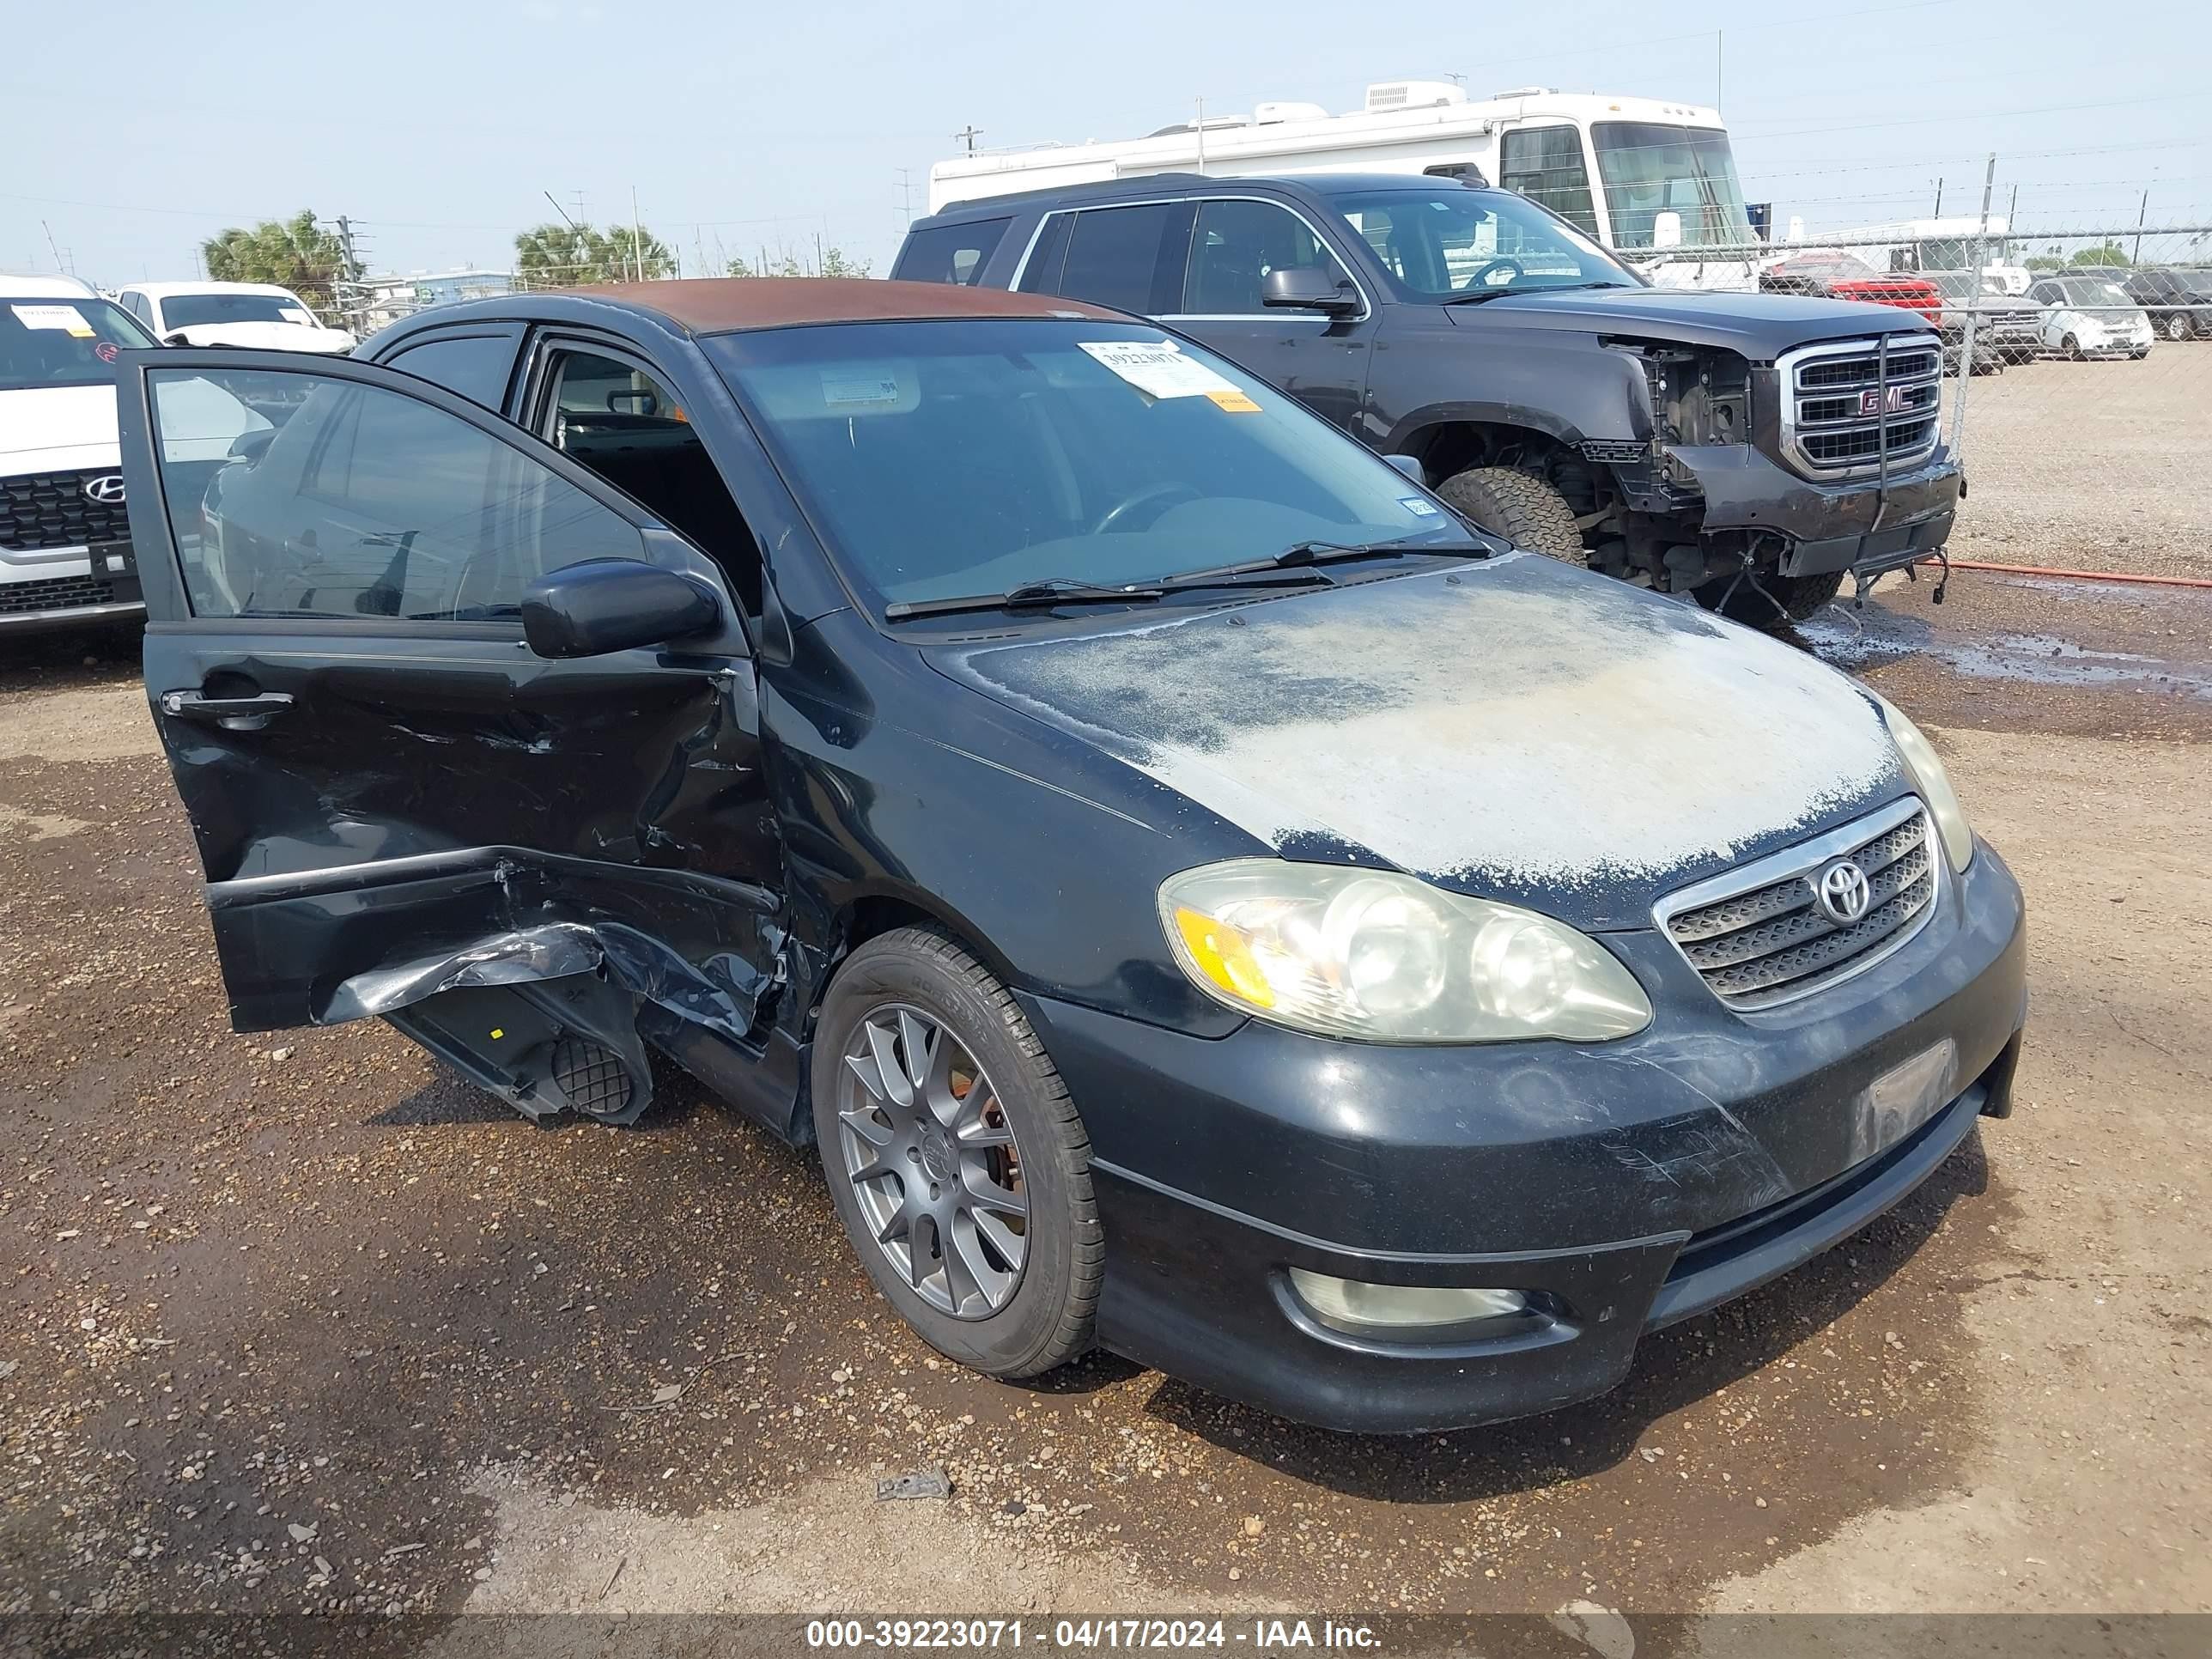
{"left": 929, "top": 556, "right": 1909, "bottom": 928}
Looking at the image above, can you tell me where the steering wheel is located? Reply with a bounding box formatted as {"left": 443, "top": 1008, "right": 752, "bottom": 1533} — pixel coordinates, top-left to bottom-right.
{"left": 1091, "top": 481, "right": 1200, "bottom": 536}
{"left": 1465, "top": 257, "right": 1525, "bottom": 290}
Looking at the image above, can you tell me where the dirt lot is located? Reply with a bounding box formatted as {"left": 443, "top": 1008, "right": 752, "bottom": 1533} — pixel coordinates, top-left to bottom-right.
{"left": 2, "top": 411, "right": 2209, "bottom": 1650}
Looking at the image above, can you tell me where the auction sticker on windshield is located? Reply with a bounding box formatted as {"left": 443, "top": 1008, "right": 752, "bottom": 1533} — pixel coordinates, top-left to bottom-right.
{"left": 1079, "top": 340, "right": 1259, "bottom": 410}
{"left": 11, "top": 304, "right": 95, "bottom": 337}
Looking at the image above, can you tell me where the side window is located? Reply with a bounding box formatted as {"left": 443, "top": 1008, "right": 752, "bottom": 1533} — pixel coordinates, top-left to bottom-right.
{"left": 1052, "top": 204, "right": 1188, "bottom": 314}
{"left": 383, "top": 330, "right": 522, "bottom": 410}
{"left": 893, "top": 218, "right": 1011, "bottom": 286}
{"left": 1013, "top": 212, "right": 1074, "bottom": 295}
{"left": 540, "top": 348, "right": 763, "bottom": 614}
{"left": 1182, "top": 199, "right": 1347, "bottom": 315}
{"left": 1498, "top": 127, "right": 1598, "bottom": 236}
{"left": 148, "top": 367, "right": 642, "bottom": 622}
{"left": 120, "top": 292, "right": 151, "bottom": 326}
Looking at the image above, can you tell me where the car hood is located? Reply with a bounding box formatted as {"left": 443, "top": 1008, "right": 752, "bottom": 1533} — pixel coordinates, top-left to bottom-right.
{"left": 0, "top": 385, "right": 120, "bottom": 473}
{"left": 927, "top": 555, "right": 1910, "bottom": 930}
{"left": 1447, "top": 285, "right": 1940, "bottom": 356}
{"left": 162, "top": 321, "right": 356, "bottom": 352}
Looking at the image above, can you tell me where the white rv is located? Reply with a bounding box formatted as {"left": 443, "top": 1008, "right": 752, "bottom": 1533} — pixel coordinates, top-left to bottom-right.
{"left": 929, "top": 81, "right": 1762, "bottom": 289}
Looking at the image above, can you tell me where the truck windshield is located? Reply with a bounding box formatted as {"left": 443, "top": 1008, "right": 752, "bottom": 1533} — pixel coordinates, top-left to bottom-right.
{"left": 1329, "top": 188, "right": 1639, "bottom": 300}
{"left": 1592, "top": 124, "right": 1753, "bottom": 250}
{"left": 1, "top": 296, "right": 157, "bottom": 392}
{"left": 709, "top": 319, "right": 1470, "bottom": 611}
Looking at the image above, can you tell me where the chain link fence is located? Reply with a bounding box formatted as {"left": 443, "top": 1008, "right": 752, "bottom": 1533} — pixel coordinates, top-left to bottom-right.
{"left": 1641, "top": 216, "right": 2212, "bottom": 577}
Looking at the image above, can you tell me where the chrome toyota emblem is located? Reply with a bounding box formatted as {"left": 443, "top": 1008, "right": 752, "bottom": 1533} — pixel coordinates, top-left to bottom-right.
{"left": 1815, "top": 859, "right": 1872, "bottom": 925}
{"left": 82, "top": 475, "right": 126, "bottom": 505}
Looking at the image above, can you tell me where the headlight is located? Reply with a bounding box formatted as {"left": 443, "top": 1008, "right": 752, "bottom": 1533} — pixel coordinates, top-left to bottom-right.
{"left": 1872, "top": 694, "right": 1974, "bottom": 872}
{"left": 1158, "top": 860, "right": 1651, "bottom": 1043}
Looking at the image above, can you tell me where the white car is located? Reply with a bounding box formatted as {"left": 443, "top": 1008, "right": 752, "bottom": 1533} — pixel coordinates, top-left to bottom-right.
{"left": 3, "top": 275, "right": 271, "bottom": 636}
{"left": 113, "top": 281, "right": 356, "bottom": 353}
{"left": 2027, "top": 274, "right": 2154, "bottom": 360}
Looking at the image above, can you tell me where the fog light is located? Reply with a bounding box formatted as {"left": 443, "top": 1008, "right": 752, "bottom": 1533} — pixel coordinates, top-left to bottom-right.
{"left": 1288, "top": 1268, "right": 1526, "bottom": 1330}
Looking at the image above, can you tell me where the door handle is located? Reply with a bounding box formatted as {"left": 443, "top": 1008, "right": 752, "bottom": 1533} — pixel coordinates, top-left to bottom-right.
{"left": 159, "top": 690, "right": 295, "bottom": 731}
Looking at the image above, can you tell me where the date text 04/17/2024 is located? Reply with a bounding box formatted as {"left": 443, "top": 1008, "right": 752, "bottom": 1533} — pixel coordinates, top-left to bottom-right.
{"left": 803, "top": 1619, "right": 1383, "bottom": 1650}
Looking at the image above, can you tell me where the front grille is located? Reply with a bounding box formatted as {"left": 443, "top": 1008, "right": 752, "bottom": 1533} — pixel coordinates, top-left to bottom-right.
{"left": 1658, "top": 801, "right": 1938, "bottom": 1009}
{"left": 0, "top": 469, "right": 131, "bottom": 552}
{"left": 1778, "top": 337, "right": 1942, "bottom": 479}
{"left": 0, "top": 574, "right": 117, "bottom": 616}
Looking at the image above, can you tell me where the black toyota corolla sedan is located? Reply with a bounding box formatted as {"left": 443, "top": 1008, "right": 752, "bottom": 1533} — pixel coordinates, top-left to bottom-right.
{"left": 113, "top": 279, "right": 2027, "bottom": 1432}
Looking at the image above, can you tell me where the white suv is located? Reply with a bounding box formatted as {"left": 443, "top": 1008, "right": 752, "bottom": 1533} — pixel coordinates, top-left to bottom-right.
{"left": 1, "top": 275, "right": 161, "bottom": 634}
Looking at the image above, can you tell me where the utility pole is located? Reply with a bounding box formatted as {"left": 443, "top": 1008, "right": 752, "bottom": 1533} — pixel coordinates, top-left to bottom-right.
{"left": 895, "top": 167, "right": 915, "bottom": 223}
{"left": 2133, "top": 186, "right": 2149, "bottom": 264}
{"left": 40, "top": 220, "right": 62, "bottom": 271}
{"left": 2007, "top": 182, "right": 2018, "bottom": 229}
{"left": 631, "top": 185, "right": 645, "bottom": 281}
{"left": 1715, "top": 30, "right": 1723, "bottom": 110}
{"left": 953, "top": 125, "right": 982, "bottom": 155}
{"left": 1931, "top": 177, "right": 1943, "bottom": 216}
{"left": 1194, "top": 96, "right": 1206, "bottom": 175}
{"left": 333, "top": 216, "right": 365, "bottom": 333}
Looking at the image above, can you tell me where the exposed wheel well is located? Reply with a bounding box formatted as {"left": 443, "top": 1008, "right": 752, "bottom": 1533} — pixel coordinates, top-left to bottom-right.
{"left": 1401, "top": 419, "right": 1573, "bottom": 485}
{"left": 826, "top": 893, "right": 1021, "bottom": 1018}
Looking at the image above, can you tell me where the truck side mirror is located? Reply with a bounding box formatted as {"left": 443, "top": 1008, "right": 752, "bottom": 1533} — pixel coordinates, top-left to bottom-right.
{"left": 1652, "top": 212, "right": 1684, "bottom": 251}
{"left": 1261, "top": 267, "right": 1359, "bottom": 314}
{"left": 522, "top": 557, "right": 720, "bottom": 659}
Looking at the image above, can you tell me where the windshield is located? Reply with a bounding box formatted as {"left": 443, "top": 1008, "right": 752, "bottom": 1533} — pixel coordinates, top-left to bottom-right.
{"left": 1328, "top": 188, "right": 1638, "bottom": 301}
{"left": 1592, "top": 124, "right": 1753, "bottom": 251}
{"left": 710, "top": 320, "right": 1472, "bottom": 610}
{"left": 2058, "top": 279, "right": 2132, "bottom": 306}
{"left": 1771, "top": 252, "right": 1882, "bottom": 284}
{"left": 1, "top": 296, "right": 158, "bottom": 392}
{"left": 161, "top": 292, "right": 319, "bottom": 329}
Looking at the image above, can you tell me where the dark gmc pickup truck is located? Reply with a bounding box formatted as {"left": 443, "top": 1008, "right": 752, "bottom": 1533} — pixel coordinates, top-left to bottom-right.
{"left": 898, "top": 172, "right": 1963, "bottom": 625}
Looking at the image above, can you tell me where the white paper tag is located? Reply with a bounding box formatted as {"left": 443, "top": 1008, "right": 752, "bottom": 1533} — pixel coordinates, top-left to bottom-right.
{"left": 12, "top": 303, "right": 94, "bottom": 337}
{"left": 1401, "top": 495, "right": 1442, "bottom": 516}
{"left": 821, "top": 369, "right": 903, "bottom": 409}
{"left": 1077, "top": 339, "right": 1243, "bottom": 401}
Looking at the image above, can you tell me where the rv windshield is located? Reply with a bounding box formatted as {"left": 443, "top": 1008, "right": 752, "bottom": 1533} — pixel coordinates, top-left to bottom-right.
{"left": 1592, "top": 124, "right": 1753, "bottom": 250}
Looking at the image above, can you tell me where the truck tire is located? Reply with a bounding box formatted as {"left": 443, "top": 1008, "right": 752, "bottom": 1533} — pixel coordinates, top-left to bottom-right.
{"left": 1435, "top": 465, "right": 1585, "bottom": 562}
{"left": 1694, "top": 568, "right": 1846, "bottom": 629}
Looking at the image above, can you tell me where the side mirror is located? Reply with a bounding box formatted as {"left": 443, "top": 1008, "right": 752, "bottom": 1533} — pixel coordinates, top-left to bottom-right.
{"left": 1653, "top": 211, "right": 1684, "bottom": 250}
{"left": 162, "top": 331, "right": 193, "bottom": 346}
{"left": 1383, "top": 453, "right": 1425, "bottom": 483}
{"left": 228, "top": 427, "right": 276, "bottom": 465}
{"left": 1261, "top": 266, "right": 1358, "bottom": 314}
{"left": 521, "top": 557, "right": 719, "bottom": 659}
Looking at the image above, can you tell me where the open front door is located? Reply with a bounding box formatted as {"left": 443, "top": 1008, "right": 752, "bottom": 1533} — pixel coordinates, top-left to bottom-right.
{"left": 115, "top": 347, "right": 782, "bottom": 1125}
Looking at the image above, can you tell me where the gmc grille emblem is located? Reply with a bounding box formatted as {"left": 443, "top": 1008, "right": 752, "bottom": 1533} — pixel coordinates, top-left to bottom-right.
{"left": 82, "top": 475, "right": 126, "bottom": 506}
{"left": 1857, "top": 386, "right": 1911, "bottom": 417}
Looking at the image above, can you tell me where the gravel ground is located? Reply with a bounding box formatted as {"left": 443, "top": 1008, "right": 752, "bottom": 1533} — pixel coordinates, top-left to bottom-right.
{"left": 0, "top": 569, "right": 2206, "bottom": 1652}
{"left": 1945, "top": 343, "right": 2212, "bottom": 580}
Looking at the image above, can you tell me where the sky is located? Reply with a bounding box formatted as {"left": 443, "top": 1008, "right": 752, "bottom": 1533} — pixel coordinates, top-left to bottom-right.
{"left": 3, "top": 0, "right": 2206, "bottom": 288}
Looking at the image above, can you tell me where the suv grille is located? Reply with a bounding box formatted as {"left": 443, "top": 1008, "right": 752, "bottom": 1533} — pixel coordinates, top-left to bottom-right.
{"left": 1658, "top": 801, "right": 1938, "bottom": 1009}
{"left": 0, "top": 469, "right": 131, "bottom": 552}
{"left": 1777, "top": 337, "right": 1942, "bottom": 478}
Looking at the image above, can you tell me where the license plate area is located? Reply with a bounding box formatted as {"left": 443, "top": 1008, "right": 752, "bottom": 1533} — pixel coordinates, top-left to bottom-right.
{"left": 1849, "top": 1038, "right": 1959, "bottom": 1164}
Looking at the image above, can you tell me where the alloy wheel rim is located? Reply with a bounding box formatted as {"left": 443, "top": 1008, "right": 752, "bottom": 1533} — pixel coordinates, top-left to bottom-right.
{"left": 836, "top": 1004, "right": 1029, "bottom": 1318}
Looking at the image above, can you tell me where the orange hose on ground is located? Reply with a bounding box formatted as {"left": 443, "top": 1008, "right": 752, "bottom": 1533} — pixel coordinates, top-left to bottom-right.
{"left": 1939, "top": 558, "right": 2212, "bottom": 590}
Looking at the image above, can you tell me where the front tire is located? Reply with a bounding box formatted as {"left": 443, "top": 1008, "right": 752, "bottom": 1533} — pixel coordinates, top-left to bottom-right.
{"left": 2063, "top": 332, "right": 2084, "bottom": 361}
{"left": 1435, "top": 465, "right": 1585, "bottom": 562}
{"left": 2165, "top": 313, "right": 2194, "bottom": 343}
{"left": 811, "top": 926, "right": 1101, "bottom": 1378}
{"left": 1694, "top": 568, "right": 1846, "bottom": 629}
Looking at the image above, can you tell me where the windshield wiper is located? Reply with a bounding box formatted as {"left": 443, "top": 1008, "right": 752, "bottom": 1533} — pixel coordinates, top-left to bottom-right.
{"left": 1443, "top": 288, "right": 1519, "bottom": 306}
{"left": 884, "top": 576, "right": 1165, "bottom": 622}
{"left": 1164, "top": 537, "right": 1492, "bottom": 586}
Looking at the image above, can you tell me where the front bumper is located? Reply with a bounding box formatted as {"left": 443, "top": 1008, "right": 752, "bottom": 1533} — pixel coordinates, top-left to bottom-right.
{"left": 1660, "top": 442, "right": 1963, "bottom": 580}
{"left": 0, "top": 544, "right": 145, "bottom": 635}
{"left": 1020, "top": 842, "right": 2027, "bottom": 1433}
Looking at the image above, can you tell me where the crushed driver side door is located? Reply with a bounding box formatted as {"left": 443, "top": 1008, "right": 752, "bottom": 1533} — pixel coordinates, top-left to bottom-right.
{"left": 115, "top": 347, "right": 783, "bottom": 1126}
